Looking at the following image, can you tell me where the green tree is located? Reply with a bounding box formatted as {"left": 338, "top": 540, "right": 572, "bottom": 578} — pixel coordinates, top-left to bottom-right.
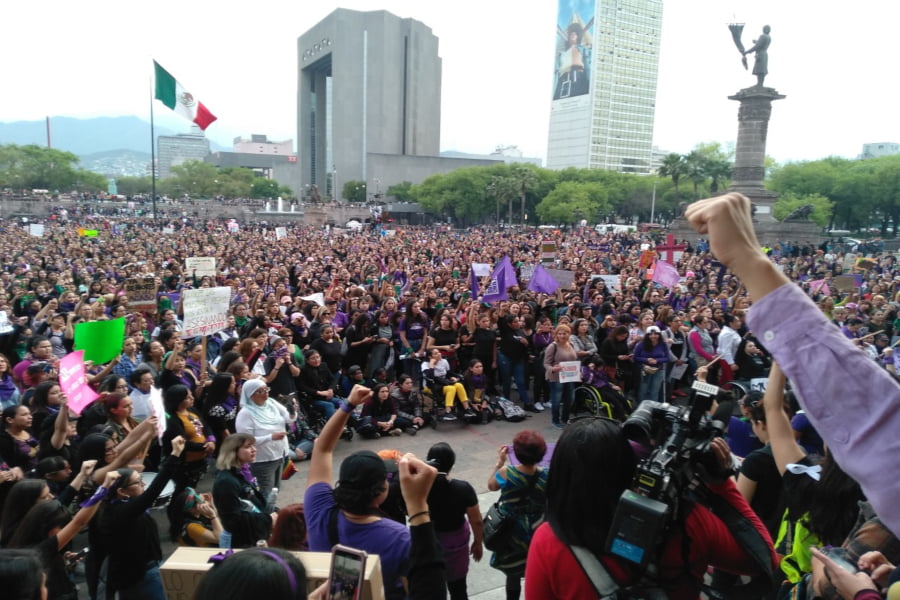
{"left": 0, "top": 144, "right": 86, "bottom": 191}
{"left": 168, "top": 160, "right": 219, "bottom": 196}
{"left": 386, "top": 181, "right": 414, "bottom": 202}
{"left": 115, "top": 176, "right": 152, "bottom": 196}
{"left": 657, "top": 153, "right": 686, "bottom": 193}
{"left": 535, "top": 181, "right": 610, "bottom": 225}
{"left": 216, "top": 167, "right": 254, "bottom": 198}
{"left": 342, "top": 180, "right": 367, "bottom": 203}
{"left": 250, "top": 178, "right": 282, "bottom": 199}
{"left": 773, "top": 192, "right": 833, "bottom": 228}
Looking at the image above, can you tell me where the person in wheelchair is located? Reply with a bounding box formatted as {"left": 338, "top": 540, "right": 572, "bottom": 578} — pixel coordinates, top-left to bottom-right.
{"left": 422, "top": 348, "right": 476, "bottom": 422}
{"left": 463, "top": 359, "right": 495, "bottom": 424}
{"left": 576, "top": 355, "right": 630, "bottom": 421}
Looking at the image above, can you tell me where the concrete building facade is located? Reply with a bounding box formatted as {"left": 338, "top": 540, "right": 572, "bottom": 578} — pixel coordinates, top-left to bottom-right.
{"left": 546, "top": 0, "right": 663, "bottom": 174}
{"left": 298, "top": 9, "right": 442, "bottom": 198}
{"left": 233, "top": 134, "right": 293, "bottom": 156}
{"left": 157, "top": 127, "right": 210, "bottom": 178}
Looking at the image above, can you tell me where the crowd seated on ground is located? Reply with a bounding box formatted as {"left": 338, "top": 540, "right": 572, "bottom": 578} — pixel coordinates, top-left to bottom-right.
{"left": 0, "top": 193, "right": 899, "bottom": 599}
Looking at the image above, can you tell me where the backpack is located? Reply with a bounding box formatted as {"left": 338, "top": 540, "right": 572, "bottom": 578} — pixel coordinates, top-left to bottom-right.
{"left": 496, "top": 397, "right": 526, "bottom": 422}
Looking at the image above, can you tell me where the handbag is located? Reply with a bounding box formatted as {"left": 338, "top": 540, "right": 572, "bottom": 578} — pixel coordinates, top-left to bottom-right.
{"left": 482, "top": 502, "right": 512, "bottom": 551}
{"left": 642, "top": 365, "right": 659, "bottom": 375}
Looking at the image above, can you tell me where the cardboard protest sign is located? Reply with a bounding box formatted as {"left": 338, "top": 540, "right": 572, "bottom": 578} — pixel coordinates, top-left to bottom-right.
{"left": 58, "top": 350, "right": 100, "bottom": 415}
{"left": 185, "top": 257, "right": 216, "bottom": 278}
{"left": 540, "top": 242, "right": 557, "bottom": 263}
{"left": 544, "top": 268, "right": 576, "bottom": 290}
{"left": 559, "top": 361, "right": 582, "bottom": 384}
{"left": 181, "top": 287, "right": 231, "bottom": 338}
{"left": 125, "top": 278, "right": 158, "bottom": 311}
{"left": 0, "top": 311, "right": 13, "bottom": 334}
{"left": 275, "top": 226, "right": 287, "bottom": 240}
{"left": 74, "top": 318, "right": 126, "bottom": 365}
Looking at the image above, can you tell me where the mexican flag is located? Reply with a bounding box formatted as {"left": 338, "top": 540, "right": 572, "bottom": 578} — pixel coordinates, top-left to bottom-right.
{"left": 153, "top": 61, "right": 217, "bottom": 130}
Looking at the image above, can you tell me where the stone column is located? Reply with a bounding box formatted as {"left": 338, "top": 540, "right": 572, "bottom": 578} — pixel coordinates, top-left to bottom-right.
{"left": 728, "top": 86, "right": 785, "bottom": 222}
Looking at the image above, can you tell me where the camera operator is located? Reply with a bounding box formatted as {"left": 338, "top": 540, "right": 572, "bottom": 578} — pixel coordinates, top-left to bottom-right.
{"left": 525, "top": 400, "right": 778, "bottom": 598}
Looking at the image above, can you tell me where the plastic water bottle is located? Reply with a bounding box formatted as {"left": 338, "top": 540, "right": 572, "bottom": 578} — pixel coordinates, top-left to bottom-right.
{"left": 266, "top": 487, "right": 279, "bottom": 513}
{"left": 219, "top": 530, "right": 232, "bottom": 549}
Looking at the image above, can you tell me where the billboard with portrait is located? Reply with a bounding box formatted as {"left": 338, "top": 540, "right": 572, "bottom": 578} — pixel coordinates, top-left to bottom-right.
{"left": 552, "top": 0, "right": 595, "bottom": 101}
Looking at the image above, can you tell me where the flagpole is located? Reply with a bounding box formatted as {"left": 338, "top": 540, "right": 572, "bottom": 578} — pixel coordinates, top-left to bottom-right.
{"left": 150, "top": 68, "right": 158, "bottom": 221}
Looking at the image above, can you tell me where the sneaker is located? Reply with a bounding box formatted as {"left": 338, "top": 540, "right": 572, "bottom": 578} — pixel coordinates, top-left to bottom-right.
{"left": 534, "top": 402, "right": 545, "bottom": 411}
{"left": 340, "top": 428, "right": 354, "bottom": 441}
{"left": 463, "top": 410, "right": 476, "bottom": 419}
{"left": 440, "top": 413, "right": 457, "bottom": 422}
{"left": 406, "top": 426, "right": 418, "bottom": 436}
{"left": 389, "top": 428, "right": 402, "bottom": 436}
{"left": 524, "top": 405, "right": 540, "bottom": 413}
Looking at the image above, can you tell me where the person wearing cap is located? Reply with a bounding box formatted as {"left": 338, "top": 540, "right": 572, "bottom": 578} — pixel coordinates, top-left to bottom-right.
{"left": 235, "top": 379, "right": 295, "bottom": 500}
{"left": 632, "top": 325, "right": 669, "bottom": 403}
{"left": 305, "top": 384, "right": 411, "bottom": 600}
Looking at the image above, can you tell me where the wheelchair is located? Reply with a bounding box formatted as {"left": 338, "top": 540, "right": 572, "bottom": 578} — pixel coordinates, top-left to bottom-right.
{"left": 573, "top": 385, "right": 633, "bottom": 421}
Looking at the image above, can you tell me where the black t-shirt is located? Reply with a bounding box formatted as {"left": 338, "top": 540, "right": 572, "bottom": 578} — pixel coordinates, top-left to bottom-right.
{"left": 427, "top": 476, "right": 477, "bottom": 533}
{"left": 739, "top": 444, "right": 784, "bottom": 537}
{"left": 472, "top": 328, "right": 498, "bottom": 360}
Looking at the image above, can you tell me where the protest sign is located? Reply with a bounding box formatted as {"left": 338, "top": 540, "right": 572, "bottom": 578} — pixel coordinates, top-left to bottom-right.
{"left": 559, "top": 361, "right": 582, "bottom": 384}
{"left": 519, "top": 264, "right": 536, "bottom": 281}
{"left": 182, "top": 287, "right": 231, "bottom": 338}
{"left": 29, "top": 224, "right": 44, "bottom": 237}
{"left": 74, "top": 318, "right": 126, "bottom": 365}
{"left": 148, "top": 386, "right": 166, "bottom": 441}
{"left": 185, "top": 257, "right": 216, "bottom": 278}
{"left": 0, "top": 311, "right": 13, "bottom": 334}
{"left": 540, "top": 242, "right": 557, "bottom": 263}
{"left": 275, "top": 226, "right": 287, "bottom": 240}
{"left": 301, "top": 292, "right": 326, "bottom": 306}
{"left": 600, "top": 275, "right": 620, "bottom": 294}
{"left": 58, "top": 350, "right": 99, "bottom": 415}
{"left": 472, "top": 263, "right": 492, "bottom": 277}
{"left": 545, "top": 268, "right": 576, "bottom": 290}
{"left": 125, "top": 278, "right": 158, "bottom": 311}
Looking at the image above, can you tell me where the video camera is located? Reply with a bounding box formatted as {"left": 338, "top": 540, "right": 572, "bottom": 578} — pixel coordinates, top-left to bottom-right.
{"left": 604, "top": 380, "right": 727, "bottom": 568}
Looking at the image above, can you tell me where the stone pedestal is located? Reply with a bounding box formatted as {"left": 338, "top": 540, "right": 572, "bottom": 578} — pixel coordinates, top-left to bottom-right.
{"left": 728, "top": 86, "right": 785, "bottom": 223}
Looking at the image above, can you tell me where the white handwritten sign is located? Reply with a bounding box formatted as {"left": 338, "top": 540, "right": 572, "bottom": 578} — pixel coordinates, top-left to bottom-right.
{"left": 181, "top": 287, "right": 231, "bottom": 338}
{"left": 185, "top": 257, "right": 216, "bottom": 278}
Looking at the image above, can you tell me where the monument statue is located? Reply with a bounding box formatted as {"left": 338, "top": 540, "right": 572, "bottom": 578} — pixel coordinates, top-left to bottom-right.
{"left": 729, "top": 24, "right": 771, "bottom": 87}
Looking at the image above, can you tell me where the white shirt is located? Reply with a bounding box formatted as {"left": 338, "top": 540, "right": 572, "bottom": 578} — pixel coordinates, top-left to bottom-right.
{"left": 717, "top": 325, "right": 742, "bottom": 366}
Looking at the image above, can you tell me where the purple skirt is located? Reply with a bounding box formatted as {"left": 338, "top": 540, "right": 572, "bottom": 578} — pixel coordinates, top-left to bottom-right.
{"left": 436, "top": 520, "right": 471, "bottom": 582}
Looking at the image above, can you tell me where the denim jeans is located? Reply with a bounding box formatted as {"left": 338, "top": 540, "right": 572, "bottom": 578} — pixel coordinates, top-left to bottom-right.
{"left": 639, "top": 368, "right": 665, "bottom": 403}
{"left": 496, "top": 351, "right": 531, "bottom": 407}
{"left": 109, "top": 561, "right": 166, "bottom": 600}
{"left": 549, "top": 381, "right": 575, "bottom": 424}
{"left": 250, "top": 458, "right": 283, "bottom": 501}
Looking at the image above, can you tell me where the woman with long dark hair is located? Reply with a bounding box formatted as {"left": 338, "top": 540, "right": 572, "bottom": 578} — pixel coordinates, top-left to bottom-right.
{"left": 203, "top": 372, "right": 239, "bottom": 443}
{"left": 163, "top": 385, "right": 214, "bottom": 493}
{"left": 496, "top": 315, "right": 533, "bottom": 411}
{"left": 525, "top": 418, "right": 777, "bottom": 599}
{"left": 633, "top": 325, "right": 670, "bottom": 403}
{"left": 97, "top": 437, "right": 185, "bottom": 599}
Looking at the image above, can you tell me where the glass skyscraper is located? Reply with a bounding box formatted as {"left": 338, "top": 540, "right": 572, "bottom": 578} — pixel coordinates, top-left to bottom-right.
{"left": 546, "top": 0, "right": 663, "bottom": 174}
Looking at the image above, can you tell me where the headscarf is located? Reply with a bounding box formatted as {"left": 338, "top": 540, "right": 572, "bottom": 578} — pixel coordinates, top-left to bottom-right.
{"left": 239, "top": 379, "right": 288, "bottom": 436}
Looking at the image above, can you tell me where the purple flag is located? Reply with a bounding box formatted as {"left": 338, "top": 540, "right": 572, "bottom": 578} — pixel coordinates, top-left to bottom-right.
{"left": 497, "top": 256, "right": 519, "bottom": 290}
{"left": 469, "top": 265, "right": 480, "bottom": 297}
{"left": 527, "top": 264, "right": 559, "bottom": 294}
{"left": 482, "top": 260, "right": 510, "bottom": 303}
{"left": 651, "top": 260, "right": 681, "bottom": 289}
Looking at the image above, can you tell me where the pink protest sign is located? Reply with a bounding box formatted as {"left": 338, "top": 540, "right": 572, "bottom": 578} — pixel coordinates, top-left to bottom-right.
{"left": 59, "top": 350, "right": 99, "bottom": 415}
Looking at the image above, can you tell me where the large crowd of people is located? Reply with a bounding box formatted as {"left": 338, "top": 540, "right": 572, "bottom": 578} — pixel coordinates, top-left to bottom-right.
{"left": 1, "top": 192, "right": 899, "bottom": 599}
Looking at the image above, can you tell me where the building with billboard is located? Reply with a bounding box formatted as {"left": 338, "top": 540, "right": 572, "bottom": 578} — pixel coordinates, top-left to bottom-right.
{"left": 546, "top": 0, "right": 663, "bottom": 174}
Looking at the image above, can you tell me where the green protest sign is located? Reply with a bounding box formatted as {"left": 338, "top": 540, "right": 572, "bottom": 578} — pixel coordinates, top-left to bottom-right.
{"left": 74, "top": 317, "right": 126, "bottom": 365}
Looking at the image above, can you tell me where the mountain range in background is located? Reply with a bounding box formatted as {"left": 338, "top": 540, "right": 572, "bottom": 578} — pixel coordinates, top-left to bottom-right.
{"left": 0, "top": 116, "right": 230, "bottom": 177}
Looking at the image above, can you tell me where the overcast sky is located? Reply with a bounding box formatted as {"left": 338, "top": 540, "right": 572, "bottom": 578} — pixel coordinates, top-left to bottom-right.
{"left": 2, "top": 0, "right": 897, "bottom": 165}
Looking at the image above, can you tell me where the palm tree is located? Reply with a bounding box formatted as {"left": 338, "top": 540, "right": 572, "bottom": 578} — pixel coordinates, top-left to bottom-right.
{"left": 706, "top": 158, "right": 733, "bottom": 194}
{"left": 658, "top": 153, "right": 686, "bottom": 193}
{"left": 509, "top": 164, "right": 539, "bottom": 225}
{"left": 683, "top": 151, "right": 709, "bottom": 198}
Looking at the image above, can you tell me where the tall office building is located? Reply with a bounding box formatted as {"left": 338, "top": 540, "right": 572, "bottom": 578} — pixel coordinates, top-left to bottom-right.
{"left": 157, "top": 126, "right": 211, "bottom": 178}
{"left": 546, "top": 0, "right": 663, "bottom": 173}
{"left": 298, "top": 9, "right": 442, "bottom": 197}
